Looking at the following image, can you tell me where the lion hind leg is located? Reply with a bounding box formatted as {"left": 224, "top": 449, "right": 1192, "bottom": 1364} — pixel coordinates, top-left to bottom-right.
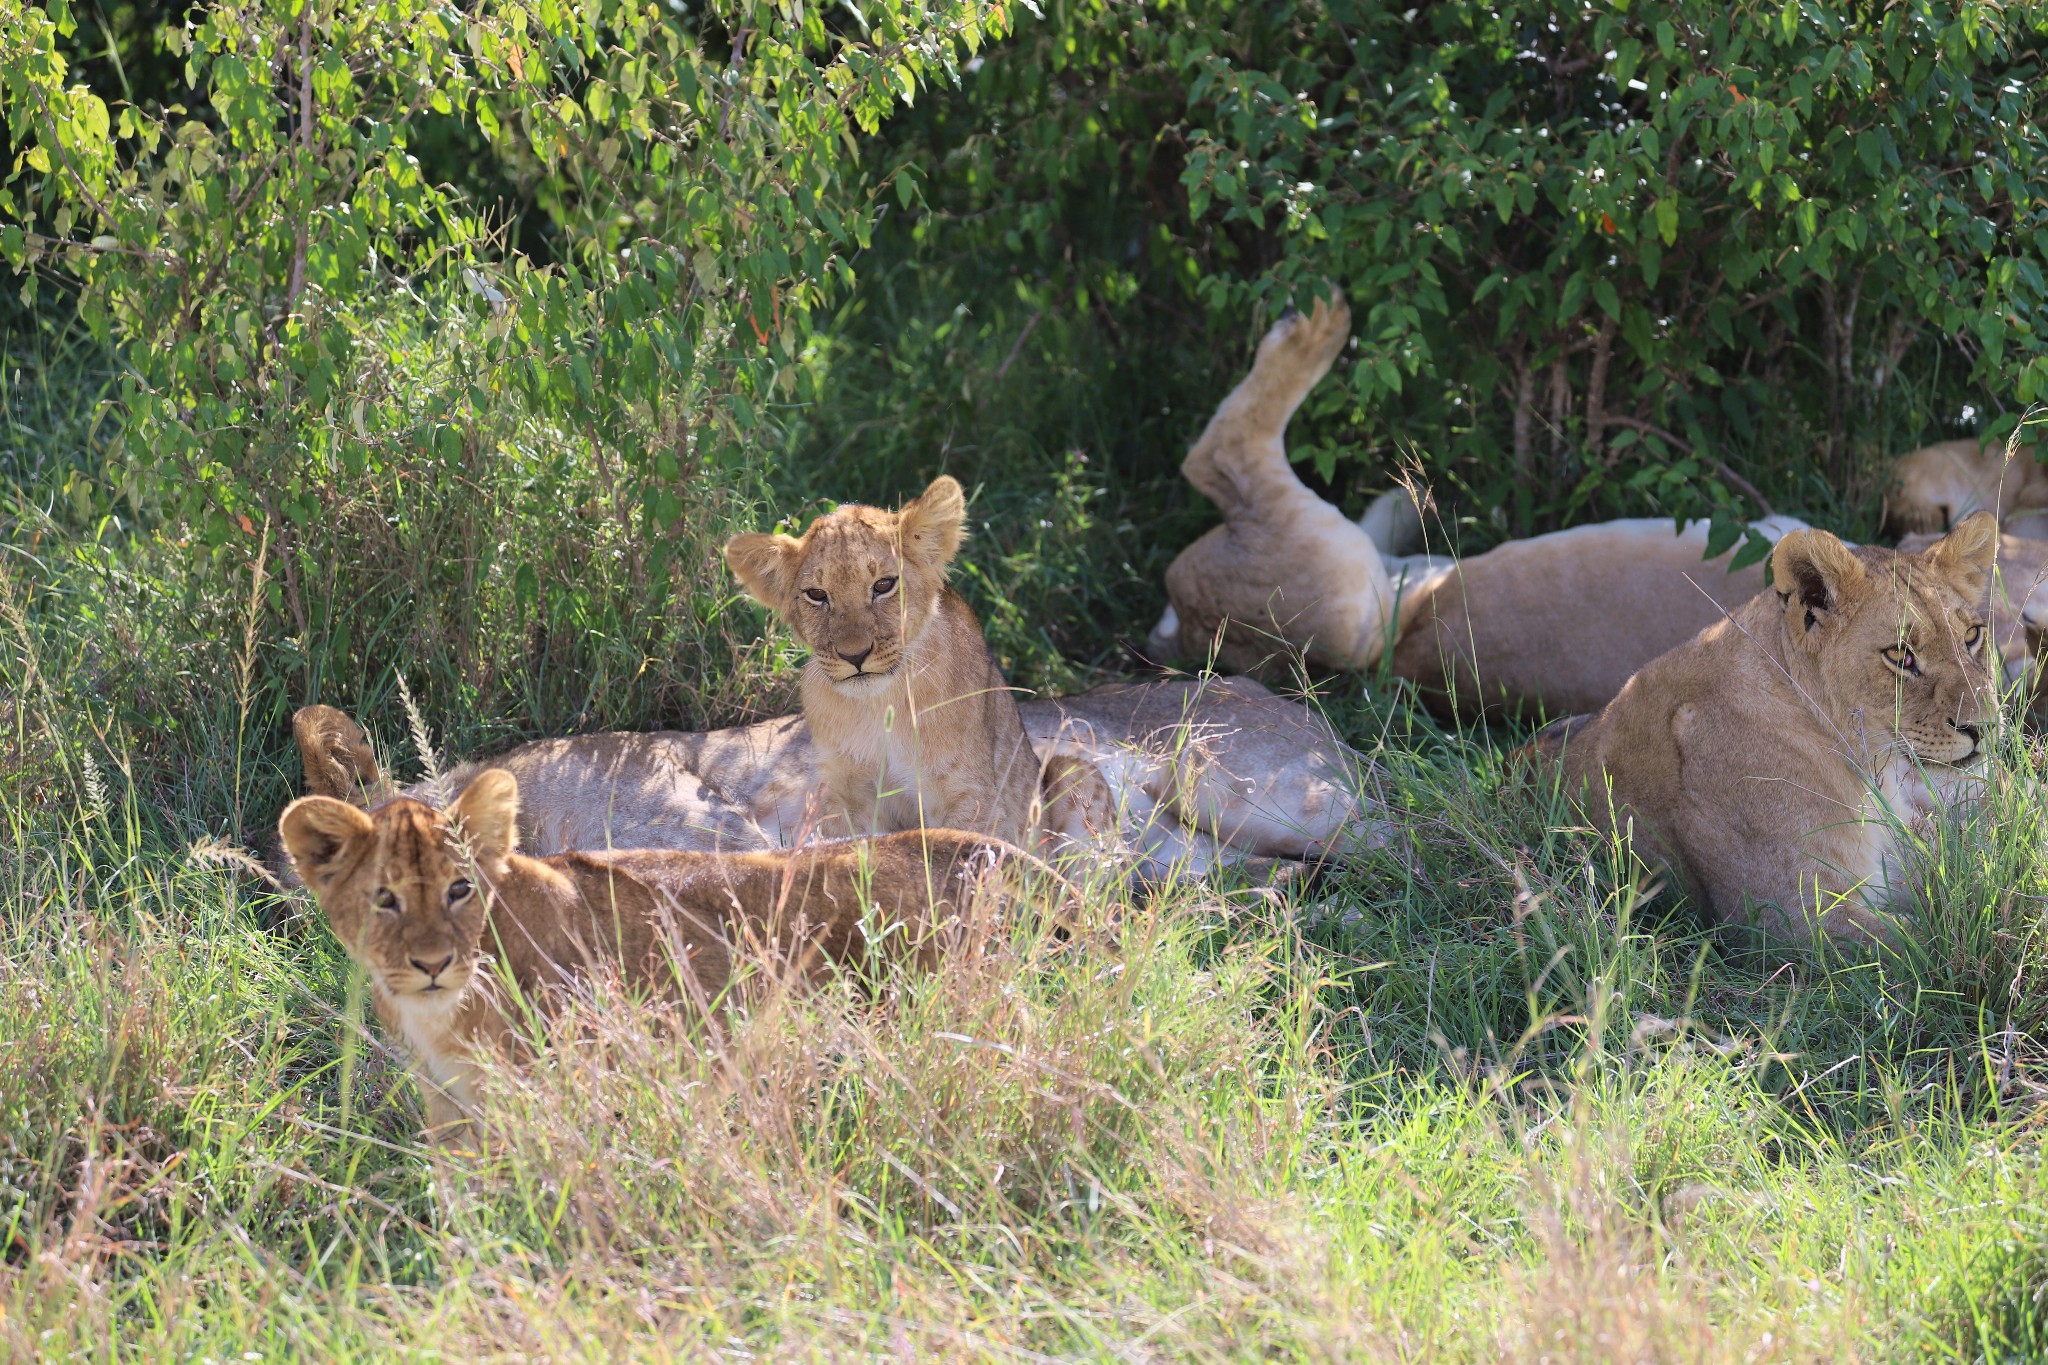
{"left": 1181, "top": 293, "right": 1352, "bottom": 511}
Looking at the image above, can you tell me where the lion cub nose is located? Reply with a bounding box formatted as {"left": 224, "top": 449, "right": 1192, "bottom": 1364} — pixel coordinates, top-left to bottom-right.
{"left": 838, "top": 645, "right": 873, "bottom": 670}
{"left": 411, "top": 953, "right": 454, "bottom": 981}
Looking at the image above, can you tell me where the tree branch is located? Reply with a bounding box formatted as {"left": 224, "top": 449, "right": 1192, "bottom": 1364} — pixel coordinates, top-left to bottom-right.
{"left": 1600, "top": 414, "right": 1773, "bottom": 517}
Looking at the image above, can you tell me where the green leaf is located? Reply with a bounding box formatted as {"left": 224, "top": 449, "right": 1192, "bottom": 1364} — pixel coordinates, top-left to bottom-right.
{"left": 1729, "top": 529, "right": 1773, "bottom": 571}
{"left": 1654, "top": 196, "right": 1678, "bottom": 246}
{"left": 1703, "top": 518, "right": 1742, "bottom": 558}
{"left": 1592, "top": 278, "right": 1621, "bottom": 321}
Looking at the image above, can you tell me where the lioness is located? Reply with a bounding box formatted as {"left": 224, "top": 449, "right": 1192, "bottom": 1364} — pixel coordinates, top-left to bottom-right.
{"left": 1548, "top": 513, "right": 1998, "bottom": 946}
{"left": 291, "top": 674, "right": 1388, "bottom": 883}
{"left": 1389, "top": 515, "right": 1809, "bottom": 722}
{"left": 280, "top": 769, "right": 1041, "bottom": 1140}
{"left": 725, "top": 476, "right": 1045, "bottom": 845}
{"left": 1158, "top": 294, "right": 1398, "bottom": 673}
{"left": 1885, "top": 436, "right": 2048, "bottom": 537}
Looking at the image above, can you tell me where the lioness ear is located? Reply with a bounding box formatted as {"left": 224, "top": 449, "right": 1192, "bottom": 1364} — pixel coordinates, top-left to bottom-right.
{"left": 898, "top": 475, "right": 967, "bottom": 569}
{"left": 1771, "top": 529, "right": 1867, "bottom": 650}
{"left": 1922, "top": 509, "right": 1999, "bottom": 606}
{"left": 450, "top": 769, "right": 520, "bottom": 865}
{"left": 279, "top": 796, "right": 376, "bottom": 890}
{"left": 725, "top": 532, "right": 804, "bottom": 612}
{"left": 291, "top": 704, "right": 390, "bottom": 804}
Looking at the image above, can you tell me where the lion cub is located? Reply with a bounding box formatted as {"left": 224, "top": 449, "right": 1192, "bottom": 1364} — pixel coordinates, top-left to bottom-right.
{"left": 280, "top": 770, "right": 1038, "bottom": 1141}
{"left": 725, "top": 476, "right": 1043, "bottom": 845}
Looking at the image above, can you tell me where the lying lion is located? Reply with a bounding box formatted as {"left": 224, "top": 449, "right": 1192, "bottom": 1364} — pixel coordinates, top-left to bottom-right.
{"left": 1544, "top": 513, "right": 1998, "bottom": 947}
{"left": 1389, "top": 515, "right": 1813, "bottom": 723}
{"left": 291, "top": 674, "right": 1387, "bottom": 884}
{"left": 280, "top": 769, "right": 1046, "bottom": 1141}
{"left": 1149, "top": 291, "right": 1824, "bottom": 725}
{"left": 1885, "top": 436, "right": 2048, "bottom": 537}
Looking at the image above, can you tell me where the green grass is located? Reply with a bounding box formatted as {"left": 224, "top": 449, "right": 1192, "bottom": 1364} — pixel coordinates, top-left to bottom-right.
{"left": 5, "top": 233, "right": 2048, "bottom": 1360}
{"left": 8, "top": 595, "right": 2048, "bottom": 1358}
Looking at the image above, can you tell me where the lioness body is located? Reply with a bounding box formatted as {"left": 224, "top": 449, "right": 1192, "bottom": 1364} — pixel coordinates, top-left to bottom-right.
{"left": 292, "top": 674, "right": 1385, "bottom": 882}
{"left": 280, "top": 773, "right": 1034, "bottom": 1139}
{"left": 1390, "top": 515, "right": 1809, "bottom": 722}
{"left": 726, "top": 477, "right": 1041, "bottom": 844}
{"left": 1551, "top": 516, "right": 1998, "bottom": 945}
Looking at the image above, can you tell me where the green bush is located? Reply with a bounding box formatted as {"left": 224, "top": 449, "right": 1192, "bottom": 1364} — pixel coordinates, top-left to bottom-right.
{"left": 876, "top": 0, "right": 2048, "bottom": 539}
{"left": 0, "top": 0, "right": 1019, "bottom": 817}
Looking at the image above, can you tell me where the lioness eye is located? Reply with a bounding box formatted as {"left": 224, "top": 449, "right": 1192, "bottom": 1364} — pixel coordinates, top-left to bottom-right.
{"left": 447, "top": 879, "right": 472, "bottom": 904}
{"left": 872, "top": 576, "right": 898, "bottom": 597}
{"left": 1884, "top": 645, "right": 1919, "bottom": 674}
{"left": 374, "top": 888, "right": 399, "bottom": 911}
{"left": 1965, "top": 624, "right": 1984, "bottom": 650}
{"left": 802, "top": 588, "right": 828, "bottom": 605}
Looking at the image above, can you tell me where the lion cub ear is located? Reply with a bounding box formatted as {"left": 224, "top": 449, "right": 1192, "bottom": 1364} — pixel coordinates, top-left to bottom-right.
{"left": 725, "top": 532, "right": 804, "bottom": 612}
{"left": 898, "top": 475, "right": 967, "bottom": 570}
{"left": 450, "top": 769, "right": 520, "bottom": 866}
{"left": 1771, "top": 529, "right": 1867, "bottom": 651}
{"left": 1921, "top": 509, "right": 1999, "bottom": 606}
{"left": 279, "top": 796, "right": 377, "bottom": 891}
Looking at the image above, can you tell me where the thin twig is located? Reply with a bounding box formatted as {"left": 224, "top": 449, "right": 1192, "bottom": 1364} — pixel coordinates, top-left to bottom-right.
{"left": 993, "top": 309, "right": 1044, "bottom": 381}
{"left": 1601, "top": 414, "right": 1773, "bottom": 517}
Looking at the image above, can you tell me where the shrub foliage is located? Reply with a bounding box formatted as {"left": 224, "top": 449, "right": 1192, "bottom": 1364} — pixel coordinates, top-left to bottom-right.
{"left": 879, "top": 0, "right": 2048, "bottom": 536}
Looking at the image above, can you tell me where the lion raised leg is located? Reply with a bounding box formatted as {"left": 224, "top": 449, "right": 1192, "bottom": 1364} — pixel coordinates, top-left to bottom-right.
{"left": 1162, "top": 294, "right": 1397, "bottom": 674}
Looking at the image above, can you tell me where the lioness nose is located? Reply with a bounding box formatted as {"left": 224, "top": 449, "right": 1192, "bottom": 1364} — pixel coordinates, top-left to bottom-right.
{"left": 1951, "top": 721, "right": 1981, "bottom": 748}
{"left": 839, "top": 645, "right": 873, "bottom": 669}
{"left": 411, "top": 954, "right": 454, "bottom": 980}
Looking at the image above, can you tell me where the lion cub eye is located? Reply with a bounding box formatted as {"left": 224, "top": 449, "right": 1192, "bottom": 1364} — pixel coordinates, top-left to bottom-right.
{"left": 802, "top": 588, "right": 829, "bottom": 606}
{"left": 447, "top": 879, "right": 472, "bottom": 904}
{"left": 1883, "top": 645, "right": 1920, "bottom": 675}
{"left": 1964, "top": 624, "right": 1985, "bottom": 651}
{"left": 374, "top": 888, "right": 399, "bottom": 912}
{"left": 872, "top": 576, "right": 898, "bottom": 598}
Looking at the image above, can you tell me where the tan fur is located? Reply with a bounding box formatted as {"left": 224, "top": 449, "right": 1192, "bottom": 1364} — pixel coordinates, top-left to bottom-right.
{"left": 1022, "top": 675, "right": 1390, "bottom": 878}
{"left": 1552, "top": 515, "right": 1999, "bottom": 946}
{"left": 726, "top": 477, "right": 1044, "bottom": 845}
{"left": 1391, "top": 516, "right": 1809, "bottom": 722}
{"left": 290, "top": 676, "right": 1385, "bottom": 879}
{"left": 280, "top": 773, "right": 1038, "bottom": 1141}
{"left": 1162, "top": 295, "right": 1398, "bottom": 673}
{"left": 1897, "top": 530, "right": 2048, "bottom": 713}
{"left": 1885, "top": 437, "right": 2048, "bottom": 535}
{"left": 291, "top": 704, "right": 804, "bottom": 856}
{"left": 292, "top": 705, "right": 397, "bottom": 805}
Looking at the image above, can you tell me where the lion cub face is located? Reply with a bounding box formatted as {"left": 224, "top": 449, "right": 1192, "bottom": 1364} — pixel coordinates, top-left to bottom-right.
{"left": 279, "top": 772, "right": 519, "bottom": 1010}
{"left": 1773, "top": 514, "right": 1998, "bottom": 767}
{"left": 725, "top": 476, "right": 967, "bottom": 686}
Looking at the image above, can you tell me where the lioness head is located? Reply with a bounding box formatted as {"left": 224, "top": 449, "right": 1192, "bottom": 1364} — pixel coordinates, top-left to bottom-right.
{"left": 725, "top": 476, "right": 967, "bottom": 686}
{"left": 279, "top": 770, "right": 520, "bottom": 1008}
{"left": 1771, "top": 512, "right": 1998, "bottom": 767}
